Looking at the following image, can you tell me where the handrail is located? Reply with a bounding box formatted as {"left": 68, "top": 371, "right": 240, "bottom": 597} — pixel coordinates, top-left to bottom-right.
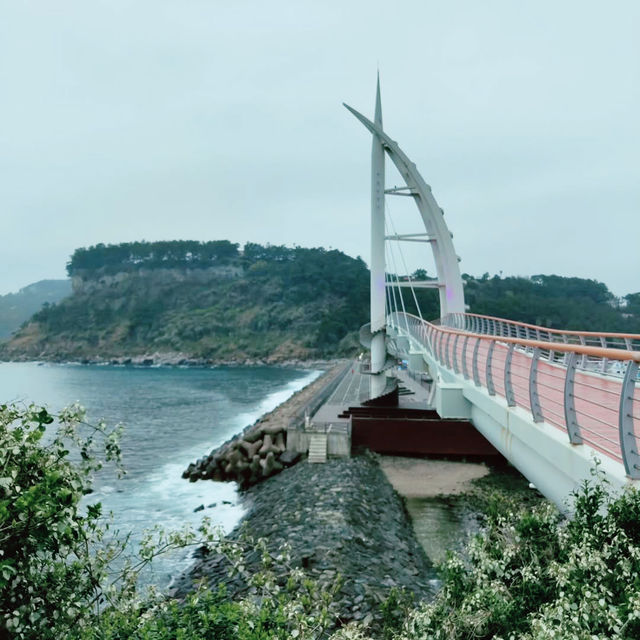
{"left": 428, "top": 324, "right": 640, "bottom": 362}
{"left": 387, "top": 311, "right": 640, "bottom": 479}
{"left": 443, "top": 311, "right": 640, "bottom": 341}
{"left": 397, "top": 312, "right": 640, "bottom": 361}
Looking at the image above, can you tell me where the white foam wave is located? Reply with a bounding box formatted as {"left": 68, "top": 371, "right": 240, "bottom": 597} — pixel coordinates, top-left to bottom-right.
{"left": 83, "top": 367, "right": 323, "bottom": 589}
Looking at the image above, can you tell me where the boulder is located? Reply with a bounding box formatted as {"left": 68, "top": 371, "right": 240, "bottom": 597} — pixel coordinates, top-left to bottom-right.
{"left": 260, "top": 451, "right": 283, "bottom": 477}
{"left": 182, "top": 463, "right": 196, "bottom": 479}
{"left": 243, "top": 429, "right": 263, "bottom": 444}
{"left": 260, "top": 423, "right": 285, "bottom": 436}
{"left": 279, "top": 450, "right": 302, "bottom": 467}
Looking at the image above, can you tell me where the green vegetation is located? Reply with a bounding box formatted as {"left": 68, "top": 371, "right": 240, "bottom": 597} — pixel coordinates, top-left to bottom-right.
{"left": 402, "top": 468, "right": 640, "bottom": 639}
{"left": 67, "top": 240, "right": 241, "bottom": 276}
{"left": 3, "top": 242, "right": 370, "bottom": 361}
{"left": 400, "top": 271, "right": 640, "bottom": 333}
{"left": 0, "top": 402, "right": 365, "bottom": 639}
{"left": 2, "top": 403, "right": 640, "bottom": 639}
{"left": 0, "top": 280, "right": 71, "bottom": 338}
{"left": 461, "top": 273, "right": 640, "bottom": 332}
{"left": 2, "top": 240, "right": 639, "bottom": 362}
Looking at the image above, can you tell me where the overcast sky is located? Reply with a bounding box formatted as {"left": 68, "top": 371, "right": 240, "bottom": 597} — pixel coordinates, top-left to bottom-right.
{"left": 1, "top": 0, "right": 638, "bottom": 297}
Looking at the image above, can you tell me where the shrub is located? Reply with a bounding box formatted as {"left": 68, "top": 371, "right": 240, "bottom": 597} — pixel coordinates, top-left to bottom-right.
{"left": 0, "top": 402, "right": 124, "bottom": 638}
{"left": 399, "top": 469, "right": 640, "bottom": 640}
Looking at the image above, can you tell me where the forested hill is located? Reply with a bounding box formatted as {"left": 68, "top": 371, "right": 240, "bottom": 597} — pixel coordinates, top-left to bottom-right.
{"left": 461, "top": 274, "right": 640, "bottom": 332}
{"left": 1, "top": 240, "right": 638, "bottom": 363}
{"left": 1, "top": 241, "right": 370, "bottom": 363}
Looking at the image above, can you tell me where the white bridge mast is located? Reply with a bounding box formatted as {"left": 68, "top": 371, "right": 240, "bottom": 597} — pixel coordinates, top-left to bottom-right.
{"left": 346, "top": 76, "right": 466, "bottom": 402}
{"left": 369, "top": 76, "right": 387, "bottom": 399}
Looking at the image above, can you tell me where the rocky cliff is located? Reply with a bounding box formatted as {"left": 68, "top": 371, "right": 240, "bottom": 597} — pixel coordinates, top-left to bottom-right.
{"left": 1, "top": 242, "right": 369, "bottom": 363}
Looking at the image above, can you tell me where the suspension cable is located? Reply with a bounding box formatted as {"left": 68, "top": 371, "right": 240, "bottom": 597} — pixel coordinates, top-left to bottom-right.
{"left": 385, "top": 203, "right": 425, "bottom": 323}
{"left": 385, "top": 241, "right": 400, "bottom": 326}
{"left": 385, "top": 218, "right": 411, "bottom": 336}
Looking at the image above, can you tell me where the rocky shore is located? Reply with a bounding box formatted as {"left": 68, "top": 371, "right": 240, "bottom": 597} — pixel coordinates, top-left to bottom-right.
{"left": 1, "top": 351, "right": 341, "bottom": 369}
{"left": 171, "top": 455, "right": 436, "bottom": 633}
{"left": 182, "top": 361, "right": 350, "bottom": 487}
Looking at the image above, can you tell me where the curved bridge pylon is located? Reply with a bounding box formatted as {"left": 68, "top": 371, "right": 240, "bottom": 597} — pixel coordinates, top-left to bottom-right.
{"left": 346, "top": 78, "right": 640, "bottom": 507}
{"left": 345, "top": 76, "right": 464, "bottom": 402}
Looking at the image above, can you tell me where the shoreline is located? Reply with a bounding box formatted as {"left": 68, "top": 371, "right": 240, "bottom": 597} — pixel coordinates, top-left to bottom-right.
{"left": 182, "top": 361, "right": 350, "bottom": 486}
{"left": 0, "top": 354, "right": 343, "bottom": 370}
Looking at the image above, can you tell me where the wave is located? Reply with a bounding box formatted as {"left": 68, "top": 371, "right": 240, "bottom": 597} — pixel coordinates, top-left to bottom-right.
{"left": 92, "top": 367, "right": 323, "bottom": 588}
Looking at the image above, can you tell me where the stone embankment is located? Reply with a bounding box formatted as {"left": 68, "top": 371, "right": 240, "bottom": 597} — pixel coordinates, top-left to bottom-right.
{"left": 182, "top": 361, "right": 349, "bottom": 487}
{"left": 171, "top": 455, "right": 436, "bottom": 632}
{"left": 97, "top": 354, "right": 340, "bottom": 368}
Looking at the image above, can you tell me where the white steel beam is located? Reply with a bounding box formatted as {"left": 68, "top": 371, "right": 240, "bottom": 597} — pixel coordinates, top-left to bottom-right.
{"left": 344, "top": 101, "right": 466, "bottom": 316}
{"left": 369, "top": 75, "right": 387, "bottom": 399}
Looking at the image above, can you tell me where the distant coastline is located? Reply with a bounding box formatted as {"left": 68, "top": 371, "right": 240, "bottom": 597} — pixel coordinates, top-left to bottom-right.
{"left": 0, "top": 352, "right": 341, "bottom": 370}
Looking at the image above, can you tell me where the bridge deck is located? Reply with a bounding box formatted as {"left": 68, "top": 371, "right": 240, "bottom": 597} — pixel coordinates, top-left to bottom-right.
{"left": 312, "top": 363, "right": 432, "bottom": 425}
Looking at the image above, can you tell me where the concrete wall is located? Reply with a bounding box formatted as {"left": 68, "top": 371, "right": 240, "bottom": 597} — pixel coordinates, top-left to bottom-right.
{"left": 286, "top": 427, "right": 351, "bottom": 457}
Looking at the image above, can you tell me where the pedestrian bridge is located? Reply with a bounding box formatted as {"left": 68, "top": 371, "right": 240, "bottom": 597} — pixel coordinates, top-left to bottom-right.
{"left": 386, "top": 310, "right": 640, "bottom": 506}
{"left": 345, "top": 77, "right": 640, "bottom": 507}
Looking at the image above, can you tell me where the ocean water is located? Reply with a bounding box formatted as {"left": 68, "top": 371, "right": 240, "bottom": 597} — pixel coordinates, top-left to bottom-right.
{"left": 0, "top": 362, "right": 321, "bottom": 588}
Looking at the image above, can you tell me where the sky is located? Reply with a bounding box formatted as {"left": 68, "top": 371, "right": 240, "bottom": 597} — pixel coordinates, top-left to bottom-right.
{"left": 1, "top": 0, "right": 639, "bottom": 297}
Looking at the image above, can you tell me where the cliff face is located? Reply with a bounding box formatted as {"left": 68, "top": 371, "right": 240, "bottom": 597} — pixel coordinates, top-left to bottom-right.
{"left": 70, "top": 265, "right": 244, "bottom": 295}
{"left": 1, "top": 246, "right": 369, "bottom": 363}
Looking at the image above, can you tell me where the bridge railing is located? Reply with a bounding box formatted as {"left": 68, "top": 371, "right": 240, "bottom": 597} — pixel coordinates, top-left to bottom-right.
{"left": 388, "top": 311, "right": 640, "bottom": 479}
{"left": 441, "top": 312, "right": 640, "bottom": 377}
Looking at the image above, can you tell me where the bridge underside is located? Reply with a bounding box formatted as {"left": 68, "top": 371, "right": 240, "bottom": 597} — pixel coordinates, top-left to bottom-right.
{"left": 314, "top": 365, "right": 502, "bottom": 459}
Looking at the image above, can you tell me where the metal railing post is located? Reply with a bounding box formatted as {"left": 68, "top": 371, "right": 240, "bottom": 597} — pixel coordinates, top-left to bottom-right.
{"left": 436, "top": 330, "right": 444, "bottom": 363}
{"left": 452, "top": 334, "right": 460, "bottom": 374}
{"left": 486, "top": 340, "right": 496, "bottom": 396}
{"left": 504, "top": 343, "right": 516, "bottom": 407}
{"left": 529, "top": 348, "right": 544, "bottom": 422}
{"left": 444, "top": 332, "right": 452, "bottom": 369}
{"left": 563, "top": 352, "right": 582, "bottom": 443}
{"left": 461, "top": 336, "right": 470, "bottom": 380}
{"left": 472, "top": 339, "right": 481, "bottom": 386}
{"left": 619, "top": 361, "right": 640, "bottom": 479}
{"left": 561, "top": 334, "right": 569, "bottom": 366}
{"left": 600, "top": 336, "right": 608, "bottom": 374}
{"left": 579, "top": 335, "right": 587, "bottom": 369}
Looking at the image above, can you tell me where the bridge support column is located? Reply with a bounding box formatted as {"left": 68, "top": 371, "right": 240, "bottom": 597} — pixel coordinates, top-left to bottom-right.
{"left": 435, "top": 382, "right": 472, "bottom": 420}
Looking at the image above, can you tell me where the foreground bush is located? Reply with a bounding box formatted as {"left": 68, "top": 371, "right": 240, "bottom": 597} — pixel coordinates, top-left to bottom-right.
{"left": 0, "top": 402, "right": 366, "bottom": 640}
{"left": 400, "top": 471, "right": 640, "bottom": 640}
{"left": 3, "top": 401, "right": 640, "bottom": 640}
{"left": 0, "top": 403, "right": 126, "bottom": 639}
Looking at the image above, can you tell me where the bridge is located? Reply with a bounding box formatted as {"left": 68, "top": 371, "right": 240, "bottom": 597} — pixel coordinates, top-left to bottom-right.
{"left": 339, "top": 77, "right": 640, "bottom": 508}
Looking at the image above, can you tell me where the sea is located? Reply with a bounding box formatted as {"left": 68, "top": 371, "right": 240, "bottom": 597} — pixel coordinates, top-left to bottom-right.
{"left": 0, "top": 361, "right": 321, "bottom": 589}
